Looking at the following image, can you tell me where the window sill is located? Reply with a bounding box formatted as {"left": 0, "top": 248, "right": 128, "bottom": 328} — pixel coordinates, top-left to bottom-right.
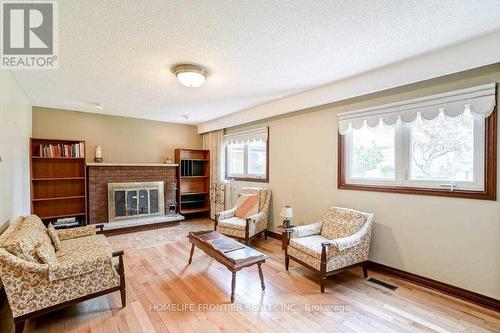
{"left": 227, "top": 177, "right": 269, "bottom": 183}
{"left": 338, "top": 183, "right": 496, "bottom": 200}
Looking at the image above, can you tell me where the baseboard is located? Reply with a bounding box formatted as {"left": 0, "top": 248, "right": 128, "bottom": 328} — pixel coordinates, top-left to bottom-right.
{"left": 367, "top": 261, "right": 499, "bottom": 312}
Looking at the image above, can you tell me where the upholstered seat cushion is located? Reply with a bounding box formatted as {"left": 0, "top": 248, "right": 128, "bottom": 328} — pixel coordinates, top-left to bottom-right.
{"left": 217, "top": 217, "right": 247, "bottom": 231}
{"left": 320, "top": 208, "right": 367, "bottom": 239}
{"left": 289, "top": 235, "right": 333, "bottom": 259}
{"left": 51, "top": 234, "right": 116, "bottom": 281}
{"left": 288, "top": 243, "right": 368, "bottom": 272}
{"left": 56, "top": 234, "right": 113, "bottom": 260}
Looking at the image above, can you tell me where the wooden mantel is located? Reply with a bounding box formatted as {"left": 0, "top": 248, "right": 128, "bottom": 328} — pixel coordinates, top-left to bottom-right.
{"left": 86, "top": 162, "right": 178, "bottom": 167}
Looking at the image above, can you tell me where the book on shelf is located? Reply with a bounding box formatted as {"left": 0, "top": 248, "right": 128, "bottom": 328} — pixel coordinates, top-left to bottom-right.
{"left": 55, "top": 217, "right": 77, "bottom": 225}
{"left": 38, "top": 142, "right": 85, "bottom": 158}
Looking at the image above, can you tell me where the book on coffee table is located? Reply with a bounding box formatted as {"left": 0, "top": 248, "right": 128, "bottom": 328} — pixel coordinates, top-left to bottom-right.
{"left": 195, "top": 231, "right": 245, "bottom": 253}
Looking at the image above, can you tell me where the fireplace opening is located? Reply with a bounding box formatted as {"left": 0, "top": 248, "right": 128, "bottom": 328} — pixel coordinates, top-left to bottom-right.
{"left": 108, "top": 181, "right": 165, "bottom": 222}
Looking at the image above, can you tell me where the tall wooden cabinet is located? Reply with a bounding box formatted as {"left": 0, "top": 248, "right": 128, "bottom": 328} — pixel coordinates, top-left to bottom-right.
{"left": 30, "top": 138, "right": 87, "bottom": 225}
{"left": 175, "top": 149, "right": 210, "bottom": 216}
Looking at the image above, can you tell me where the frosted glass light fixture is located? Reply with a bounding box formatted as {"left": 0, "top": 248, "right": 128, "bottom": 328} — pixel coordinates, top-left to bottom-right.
{"left": 172, "top": 64, "right": 207, "bottom": 88}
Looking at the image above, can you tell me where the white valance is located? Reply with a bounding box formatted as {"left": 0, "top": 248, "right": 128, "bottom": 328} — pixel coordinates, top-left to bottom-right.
{"left": 224, "top": 127, "right": 268, "bottom": 145}
{"left": 337, "top": 83, "right": 496, "bottom": 135}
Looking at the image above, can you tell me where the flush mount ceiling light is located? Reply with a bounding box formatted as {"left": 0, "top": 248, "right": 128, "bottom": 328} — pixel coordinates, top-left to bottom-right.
{"left": 172, "top": 64, "right": 207, "bottom": 88}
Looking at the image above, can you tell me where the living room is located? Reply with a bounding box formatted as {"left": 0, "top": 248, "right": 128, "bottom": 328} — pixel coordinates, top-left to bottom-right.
{"left": 0, "top": 1, "right": 499, "bottom": 333}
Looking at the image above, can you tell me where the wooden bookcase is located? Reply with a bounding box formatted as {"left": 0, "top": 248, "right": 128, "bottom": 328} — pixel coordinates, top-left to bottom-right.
{"left": 30, "top": 138, "right": 87, "bottom": 225}
{"left": 175, "top": 148, "right": 210, "bottom": 216}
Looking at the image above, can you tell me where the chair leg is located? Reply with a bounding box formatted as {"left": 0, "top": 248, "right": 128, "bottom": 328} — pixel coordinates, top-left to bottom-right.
{"left": 320, "top": 276, "right": 326, "bottom": 293}
{"left": 362, "top": 263, "right": 368, "bottom": 278}
{"left": 285, "top": 256, "right": 289, "bottom": 271}
{"left": 120, "top": 286, "right": 126, "bottom": 307}
{"left": 15, "top": 320, "right": 25, "bottom": 333}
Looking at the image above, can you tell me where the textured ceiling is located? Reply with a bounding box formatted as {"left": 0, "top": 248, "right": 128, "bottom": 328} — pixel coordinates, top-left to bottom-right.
{"left": 10, "top": 0, "right": 500, "bottom": 125}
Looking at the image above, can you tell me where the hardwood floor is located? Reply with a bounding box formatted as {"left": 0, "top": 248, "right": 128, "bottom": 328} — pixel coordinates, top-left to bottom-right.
{"left": 1, "top": 218, "right": 499, "bottom": 333}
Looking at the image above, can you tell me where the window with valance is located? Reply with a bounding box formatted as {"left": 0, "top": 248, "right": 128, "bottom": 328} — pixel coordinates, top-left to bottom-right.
{"left": 337, "top": 83, "right": 497, "bottom": 199}
{"left": 224, "top": 127, "right": 269, "bottom": 182}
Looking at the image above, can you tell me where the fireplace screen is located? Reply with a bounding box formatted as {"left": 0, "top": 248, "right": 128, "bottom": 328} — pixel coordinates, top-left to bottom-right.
{"left": 108, "top": 182, "right": 165, "bottom": 221}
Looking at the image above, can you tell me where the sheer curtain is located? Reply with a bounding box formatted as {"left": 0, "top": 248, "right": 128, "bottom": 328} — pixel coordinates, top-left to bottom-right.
{"left": 202, "top": 129, "right": 225, "bottom": 219}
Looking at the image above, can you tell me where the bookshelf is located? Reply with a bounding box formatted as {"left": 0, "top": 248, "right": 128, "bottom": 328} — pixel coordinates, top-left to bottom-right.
{"left": 175, "top": 148, "right": 210, "bottom": 216}
{"left": 30, "top": 138, "right": 87, "bottom": 225}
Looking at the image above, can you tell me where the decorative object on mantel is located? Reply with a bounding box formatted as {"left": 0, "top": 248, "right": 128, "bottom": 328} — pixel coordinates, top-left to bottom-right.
{"left": 94, "top": 145, "right": 103, "bottom": 163}
{"left": 165, "top": 156, "right": 173, "bottom": 164}
{"left": 280, "top": 205, "right": 293, "bottom": 229}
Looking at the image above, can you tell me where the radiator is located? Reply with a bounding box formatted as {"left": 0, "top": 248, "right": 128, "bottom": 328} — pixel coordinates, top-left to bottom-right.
{"left": 224, "top": 180, "right": 240, "bottom": 209}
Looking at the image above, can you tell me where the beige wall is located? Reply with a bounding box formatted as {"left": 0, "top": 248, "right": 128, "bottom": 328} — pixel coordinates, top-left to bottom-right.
{"left": 0, "top": 71, "right": 32, "bottom": 231}
{"left": 227, "top": 64, "right": 500, "bottom": 299}
{"left": 32, "top": 107, "right": 202, "bottom": 163}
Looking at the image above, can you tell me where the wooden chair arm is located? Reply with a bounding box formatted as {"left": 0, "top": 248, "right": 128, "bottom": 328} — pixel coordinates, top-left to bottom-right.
{"left": 321, "top": 242, "right": 331, "bottom": 262}
{"left": 112, "top": 250, "right": 125, "bottom": 277}
{"left": 94, "top": 224, "right": 105, "bottom": 234}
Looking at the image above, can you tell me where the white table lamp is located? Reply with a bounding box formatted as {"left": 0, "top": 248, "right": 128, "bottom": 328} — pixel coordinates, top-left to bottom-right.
{"left": 280, "top": 205, "right": 293, "bottom": 228}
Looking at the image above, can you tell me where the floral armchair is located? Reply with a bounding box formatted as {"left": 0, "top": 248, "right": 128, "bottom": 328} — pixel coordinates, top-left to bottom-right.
{"left": 284, "top": 207, "right": 374, "bottom": 292}
{"left": 0, "top": 215, "right": 125, "bottom": 333}
{"left": 214, "top": 187, "right": 271, "bottom": 244}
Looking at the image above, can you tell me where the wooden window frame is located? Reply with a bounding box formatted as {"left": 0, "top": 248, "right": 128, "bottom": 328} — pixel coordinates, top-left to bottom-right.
{"left": 225, "top": 135, "right": 269, "bottom": 183}
{"left": 338, "top": 108, "right": 497, "bottom": 201}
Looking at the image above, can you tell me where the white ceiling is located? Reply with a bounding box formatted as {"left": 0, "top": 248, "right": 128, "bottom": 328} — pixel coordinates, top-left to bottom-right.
{"left": 11, "top": 0, "right": 500, "bottom": 125}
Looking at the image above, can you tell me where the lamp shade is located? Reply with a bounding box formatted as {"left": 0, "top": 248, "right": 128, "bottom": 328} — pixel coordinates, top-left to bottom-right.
{"left": 280, "top": 206, "right": 293, "bottom": 219}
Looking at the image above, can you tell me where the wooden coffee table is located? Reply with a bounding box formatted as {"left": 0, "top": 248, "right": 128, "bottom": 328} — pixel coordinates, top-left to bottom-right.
{"left": 187, "top": 230, "right": 268, "bottom": 303}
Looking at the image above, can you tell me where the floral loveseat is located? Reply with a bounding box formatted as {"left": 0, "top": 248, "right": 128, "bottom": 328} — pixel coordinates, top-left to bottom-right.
{"left": 0, "top": 215, "right": 125, "bottom": 333}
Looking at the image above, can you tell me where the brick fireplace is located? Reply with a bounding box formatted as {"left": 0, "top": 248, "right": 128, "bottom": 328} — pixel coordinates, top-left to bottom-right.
{"left": 87, "top": 163, "right": 178, "bottom": 224}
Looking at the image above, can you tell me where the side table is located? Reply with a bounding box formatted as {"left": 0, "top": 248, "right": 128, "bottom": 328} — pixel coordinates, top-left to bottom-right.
{"left": 275, "top": 225, "right": 296, "bottom": 250}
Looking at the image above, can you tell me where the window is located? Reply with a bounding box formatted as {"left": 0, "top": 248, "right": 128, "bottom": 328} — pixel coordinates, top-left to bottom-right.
{"left": 338, "top": 84, "right": 496, "bottom": 200}
{"left": 225, "top": 127, "right": 269, "bottom": 182}
{"left": 407, "top": 112, "right": 480, "bottom": 187}
{"left": 350, "top": 125, "right": 396, "bottom": 180}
